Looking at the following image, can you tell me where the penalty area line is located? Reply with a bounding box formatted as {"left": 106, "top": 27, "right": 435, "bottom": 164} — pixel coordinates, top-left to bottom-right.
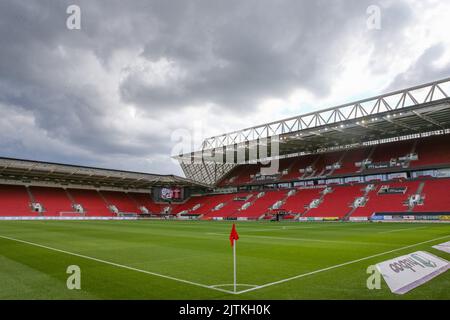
{"left": 235, "top": 234, "right": 450, "bottom": 295}
{"left": 0, "top": 235, "right": 236, "bottom": 295}
{"left": 210, "top": 283, "right": 258, "bottom": 288}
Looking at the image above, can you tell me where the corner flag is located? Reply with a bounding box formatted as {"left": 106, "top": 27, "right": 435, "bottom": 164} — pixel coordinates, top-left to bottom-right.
{"left": 229, "top": 223, "right": 239, "bottom": 246}
{"left": 229, "top": 223, "right": 239, "bottom": 292}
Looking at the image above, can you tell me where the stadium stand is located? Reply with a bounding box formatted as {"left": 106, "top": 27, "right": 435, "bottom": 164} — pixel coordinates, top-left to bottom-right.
{"left": 413, "top": 178, "right": 450, "bottom": 212}
{"left": 67, "top": 189, "right": 113, "bottom": 216}
{"left": 350, "top": 181, "right": 420, "bottom": 217}
{"left": 219, "top": 166, "right": 261, "bottom": 186}
{"left": 172, "top": 196, "right": 207, "bottom": 215}
{"left": 332, "top": 147, "right": 372, "bottom": 176}
{"left": 30, "top": 186, "right": 74, "bottom": 216}
{"left": 128, "top": 192, "right": 164, "bottom": 215}
{"left": 0, "top": 185, "right": 34, "bottom": 216}
{"left": 202, "top": 192, "right": 253, "bottom": 218}
{"left": 216, "top": 134, "right": 450, "bottom": 188}
{"left": 198, "top": 194, "right": 232, "bottom": 215}
{"left": 310, "top": 151, "right": 346, "bottom": 177}
{"left": 235, "top": 190, "right": 287, "bottom": 219}
{"left": 2, "top": 78, "right": 450, "bottom": 221}
{"left": 100, "top": 191, "right": 140, "bottom": 214}
{"left": 1, "top": 134, "right": 450, "bottom": 220}
{"left": 411, "top": 134, "right": 450, "bottom": 168}
{"left": 306, "top": 185, "right": 365, "bottom": 218}
{"left": 277, "top": 158, "right": 296, "bottom": 176}
{"left": 369, "top": 140, "right": 413, "bottom": 164}
{"left": 281, "top": 154, "right": 318, "bottom": 180}
{"left": 279, "top": 188, "right": 324, "bottom": 215}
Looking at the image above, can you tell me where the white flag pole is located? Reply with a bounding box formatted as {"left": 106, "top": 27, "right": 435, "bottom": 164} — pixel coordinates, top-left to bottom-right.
{"left": 233, "top": 239, "right": 237, "bottom": 293}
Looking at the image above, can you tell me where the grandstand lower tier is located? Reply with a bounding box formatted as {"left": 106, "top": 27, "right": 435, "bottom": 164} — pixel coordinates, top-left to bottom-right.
{"left": 0, "top": 185, "right": 171, "bottom": 218}
{"left": 176, "top": 177, "right": 450, "bottom": 221}
{"left": 1, "top": 177, "right": 449, "bottom": 221}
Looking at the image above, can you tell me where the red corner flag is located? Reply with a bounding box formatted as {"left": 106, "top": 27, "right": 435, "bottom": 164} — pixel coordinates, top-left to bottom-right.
{"left": 229, "top": 223, "right": 239, "bottom": 246}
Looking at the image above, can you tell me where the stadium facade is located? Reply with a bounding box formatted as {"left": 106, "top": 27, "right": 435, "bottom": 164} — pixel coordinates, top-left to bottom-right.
{"left": 1, "top": 78, "right": 450, "bottom": 222}
{"left": 176, "top": 77, "right": 450, "bottom": 185}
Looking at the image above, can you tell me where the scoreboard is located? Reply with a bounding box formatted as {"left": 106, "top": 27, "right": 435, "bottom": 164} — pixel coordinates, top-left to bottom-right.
{"left": 153, "top": 187, "right": 186, "bottom": 202}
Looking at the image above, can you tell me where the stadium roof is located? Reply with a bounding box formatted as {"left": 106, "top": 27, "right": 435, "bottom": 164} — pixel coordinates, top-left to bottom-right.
{"left": 176, "top": 77, "right": 450, "bottom": 185}
{"left": 0, "top": 157, "right": 207, "bottom": 190}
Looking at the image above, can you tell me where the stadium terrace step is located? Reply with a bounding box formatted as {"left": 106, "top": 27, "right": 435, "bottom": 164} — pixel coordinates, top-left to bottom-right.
{"left": 332, "top": 147, "right": 372, "bottom": 176}
{"left": 234, "top": 190, "right": 287, "bottom": 219}
{"left": 101, "top": 191, "right": 140, "bottom": 214}
{"left": 30, "top": 186, "right": 74, "bottom": 216}
{"left": 410, "top": 134, "right": 450, "bottom": 168}
{"left": 0, "top": 185, "right": 35, "bottom": 216}
{"left": 129, "top": 192, "right": 166, "bottom": 215}
{"left": 305, "top": 185, "right": 364, "bottom": 218}
{"left": 350, "top": 181, "right": 421, "bottom": 217}
{"left": 413, "top": 179, "right": 450, "bottom": 212}
{"left": 279, "top": 187, "right": 323, "bottom": 215}
{"left": 67, "top": 189, "right": 114, "bottom": 217}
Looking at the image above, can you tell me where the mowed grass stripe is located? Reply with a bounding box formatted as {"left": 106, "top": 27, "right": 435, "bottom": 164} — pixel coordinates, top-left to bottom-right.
{"left": 0, "top": 221, "right": 449, "bottom": 299}
{"left": 0, "top": 234, "right": 235, "bottom": 295}
{"left": 236, "top": 234, "right": 450, "bottom": 294}
{"left": 1, "top": 232, "right": 448, "bottom": 297}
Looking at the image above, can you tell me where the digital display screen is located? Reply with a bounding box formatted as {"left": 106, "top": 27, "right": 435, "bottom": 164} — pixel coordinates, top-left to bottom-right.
{"left": 158, "top": 187, "right": 184, "bottom": 201}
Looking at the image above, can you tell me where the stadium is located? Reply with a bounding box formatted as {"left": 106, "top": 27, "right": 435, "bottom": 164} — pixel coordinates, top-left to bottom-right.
{"left": 0, "top": 77, "right": 449, "bottom": 300}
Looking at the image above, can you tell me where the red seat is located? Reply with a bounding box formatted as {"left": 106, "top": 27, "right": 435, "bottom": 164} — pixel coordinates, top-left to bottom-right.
{"left": 128, "top": 193, "right": 164, "bottom": 214}
{"left": 279, "top": 188, "right": 322, "bottom": 214}
{"left": 31, "top": 186, "right": 73, "bottom": 216}
{"left": 101, "top": 191, "right": 140, "bottom": 213}
{"left": 236, "top": 190, "right": 287, "bottom": 219}
{"left": 411, "top": 135, "right": 450, "bottom": 168}
{"left": 414, "top": 179, "right": 450, "bottom": 212}
{"left": 351, "top": 181, "right": 420, "bottom": 217}
{"left": 68, "top": 189, "right": 112, "bottom": 216}
{"left": 306, "top": 185, "right": 364, "bottom": 218}
{"left": 0, "top": 185, "right": 34, "bottom": 216}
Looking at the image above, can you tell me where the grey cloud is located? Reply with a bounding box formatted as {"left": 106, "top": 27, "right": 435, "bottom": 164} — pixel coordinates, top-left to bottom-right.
{"left": 387, "top": 44, "right": 450, "bottom": 90}
{"left": 366, "top": 1, "right": 415, "bottom": 76}
{"left": 0, "top": 0, "right": 442, "bottom": 175}
{"left": 121, "top": 0, "right": 387, "bottom": 112}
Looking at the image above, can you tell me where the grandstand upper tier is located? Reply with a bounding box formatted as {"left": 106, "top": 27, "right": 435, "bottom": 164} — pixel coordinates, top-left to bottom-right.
{"left": 217, "top": 134, "right": 450, "bottom": 188}
{"left": 175, "top": 77, "right": 450, "bottom": 186}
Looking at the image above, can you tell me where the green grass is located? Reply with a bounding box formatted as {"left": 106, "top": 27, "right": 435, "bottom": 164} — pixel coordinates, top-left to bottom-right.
{"left": 0, "top": 220, "right": 449, "bottom": 300}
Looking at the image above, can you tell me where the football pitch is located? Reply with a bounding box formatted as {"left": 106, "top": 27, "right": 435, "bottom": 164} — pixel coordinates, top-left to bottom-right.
{"left": 0, "top": 220, "right": 449, "bottom": 300}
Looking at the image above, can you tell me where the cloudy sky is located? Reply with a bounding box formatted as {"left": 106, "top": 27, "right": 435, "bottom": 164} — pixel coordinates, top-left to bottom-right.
{"left": 0, "top": 0, "right": 449, "bottom": 176}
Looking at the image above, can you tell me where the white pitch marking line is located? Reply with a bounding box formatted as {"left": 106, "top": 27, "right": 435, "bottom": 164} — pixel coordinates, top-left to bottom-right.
{"left": 0, "top": 235, "right": 235, "bottom": 295}
{"left": 3, "top": 233, "right": 448, "bottom": 296}
{"left": 210, "top": 283, "right": 258, "bottom": 288}
{"left": 378, "top": 226, "right": 428, "bottom": 234}
{"left": 235, "top": 234, "right": 450, "bottom": 295}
